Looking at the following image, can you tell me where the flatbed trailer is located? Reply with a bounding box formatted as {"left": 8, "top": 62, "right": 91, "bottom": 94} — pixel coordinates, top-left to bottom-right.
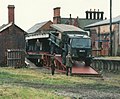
{"left": 27, "top": 52, "right": 100, "bottom": 76}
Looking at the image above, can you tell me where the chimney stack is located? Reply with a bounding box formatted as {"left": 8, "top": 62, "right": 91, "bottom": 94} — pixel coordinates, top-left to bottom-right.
{"left": 53, "top": 7, "right": 61, "bottom": 24}
{"left": 86, "top": 11, "right": 88, "bottom": 19}
{"left": 97, "top": 9, "right": 100, "bottom": 19}
{"left": 86, "top": 9, "right": 104, "bottom": 20}
{"left": 69, "top": 14, "right": 72, "bottom": 25}
{"left": 89, "top": 9, "right": 92, "bottom": 19}
{"left": 8, "top": 5, "right": 15, "bottom": 23}
{"left": 93, "top": 9, "right": 96, "bottom": 19}
{"left": 100, "top": 12, "right": 104, "bottom": 20}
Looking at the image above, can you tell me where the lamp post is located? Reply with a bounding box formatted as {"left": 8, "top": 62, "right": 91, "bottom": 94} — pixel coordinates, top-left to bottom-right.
{"left": 109, "top": 0, "right": 112, "bottom": 56}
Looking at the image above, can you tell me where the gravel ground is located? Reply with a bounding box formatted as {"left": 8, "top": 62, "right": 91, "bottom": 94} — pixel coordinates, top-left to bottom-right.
{"left": 25, "top": 67, "right": 119, "bottom": 99}
{"left": 26, "top": 59, "right": 120, "bottom": 99}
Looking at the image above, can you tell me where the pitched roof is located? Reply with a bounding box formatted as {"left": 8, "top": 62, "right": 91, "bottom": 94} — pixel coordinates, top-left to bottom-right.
{"left": 78, "top": 19, "right": 102, "bottom": 29}
{"left": 85, "top": 15, "right": 120, "bottom": 28}
{"left": 61, "top": 18, "right": 102, "bottom": 29}
{"left": 27, "top": 20, "right": 51, "bottom": 33}
{"left": 0, "top": 22, "right": 26, "bottom": 34}
{"left": 51, "top": 24, "right": 86, "bottom": 32}
{"left": 0, "top": 22, "right": 13, "bottom": 32}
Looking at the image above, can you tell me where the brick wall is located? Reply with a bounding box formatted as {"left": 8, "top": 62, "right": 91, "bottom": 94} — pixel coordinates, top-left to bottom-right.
{"left": 53, "top": 7, "right": 61, "bottom": 24}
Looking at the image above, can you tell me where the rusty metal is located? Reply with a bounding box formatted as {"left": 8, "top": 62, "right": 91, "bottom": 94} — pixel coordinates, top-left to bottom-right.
{"left": 27, "top": 52, "right": 99, "bottom": 76}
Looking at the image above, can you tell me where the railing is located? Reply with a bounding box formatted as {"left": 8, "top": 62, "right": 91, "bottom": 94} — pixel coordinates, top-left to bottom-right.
{"left": 42, "top": 54, "right": 66, "bottom": 72}
{"left": 91, "top": 57, "right": 120, "bottom": 72}
{"left": 49, "top": 33, "right": 61, "bottom": 47}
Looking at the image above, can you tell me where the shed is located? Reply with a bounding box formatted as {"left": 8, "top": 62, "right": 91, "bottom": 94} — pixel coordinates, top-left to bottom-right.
{"left": 0, "top": 22, "right": 26, "bottom": 66}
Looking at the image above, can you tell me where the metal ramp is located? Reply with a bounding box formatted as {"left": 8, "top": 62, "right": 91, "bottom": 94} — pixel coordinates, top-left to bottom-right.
{"left": 26, "top": 52, "right": 100, "bottom": 76}
{"left": 72, "top": 66, "right": 99, "bottom": 75}
{"left": 55, "top": 55, "right": 99, "bottom": 76}
{"left": 48, "top": 33, "right": 61, "bottom": 47}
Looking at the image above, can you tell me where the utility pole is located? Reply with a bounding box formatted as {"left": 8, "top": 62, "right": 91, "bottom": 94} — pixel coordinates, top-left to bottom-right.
{"left": 110, "top": 0, "right": 112, "bottom": 56}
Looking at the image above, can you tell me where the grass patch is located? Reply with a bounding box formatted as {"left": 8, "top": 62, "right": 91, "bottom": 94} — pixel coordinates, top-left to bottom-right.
{"left": 0, "top": 67, "right": 96, "bottom": 85}
{"left": 0, "top": 67, "right": 120, "bottom": 98}
{"left": 0, "top": 85, "right": 69, "bottom": 99}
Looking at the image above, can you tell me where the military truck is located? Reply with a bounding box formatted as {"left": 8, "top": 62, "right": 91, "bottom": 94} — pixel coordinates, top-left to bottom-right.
{"left": 49, "top": 24, "right": 92, "bottom": 66}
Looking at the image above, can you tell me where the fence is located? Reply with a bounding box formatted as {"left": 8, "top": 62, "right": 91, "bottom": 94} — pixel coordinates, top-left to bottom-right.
{"left": 7, "top": 49, "right": 25, "bottom": 68}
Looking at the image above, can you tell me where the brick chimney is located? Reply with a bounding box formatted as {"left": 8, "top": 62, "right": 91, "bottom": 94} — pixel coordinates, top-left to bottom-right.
{"left": 8, "top": 5, "right": 15, "bottom": 23}
{"left": 53, "top": 7, "right": 61, "bottom": 24}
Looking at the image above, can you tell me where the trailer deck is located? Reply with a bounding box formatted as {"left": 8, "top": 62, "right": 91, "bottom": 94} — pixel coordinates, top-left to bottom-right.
{"left": 55, "top": 55, "right": 99, "bottom": 75}
{"left": 27, "top": 52, "right": 99, "bottom": 76}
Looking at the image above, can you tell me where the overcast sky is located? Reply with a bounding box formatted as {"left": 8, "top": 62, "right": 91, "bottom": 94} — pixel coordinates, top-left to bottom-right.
{"left": 0, "top": 0, "right": 120, "bottom": 31}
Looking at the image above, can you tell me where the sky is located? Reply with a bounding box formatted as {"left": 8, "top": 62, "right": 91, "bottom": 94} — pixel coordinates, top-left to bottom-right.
{"left": 0, "top": 0, "right": 120, "bottom": 31}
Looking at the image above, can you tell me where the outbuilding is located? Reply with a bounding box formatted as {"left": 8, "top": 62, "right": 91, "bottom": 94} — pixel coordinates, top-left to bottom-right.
{"left": 85, "top": 15, "right": 120, "bottom": 56}
{"left": 0, "top": 5, "right": 26, "bottom": 66}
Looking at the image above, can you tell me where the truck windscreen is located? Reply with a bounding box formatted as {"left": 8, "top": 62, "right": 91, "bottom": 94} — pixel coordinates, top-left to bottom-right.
{"left": 71, "top": 38, "right": 91, "bottom": 48}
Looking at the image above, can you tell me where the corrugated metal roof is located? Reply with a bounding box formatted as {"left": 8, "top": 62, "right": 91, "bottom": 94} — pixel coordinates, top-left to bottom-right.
{"left": 51, "top": 24, "right": 85, "bottom": 32}
{"left": 85, "top": 15, "right": 120, "bottom": 28}
{"left": 27, "top": 21, "right": 50, "bottom": 33}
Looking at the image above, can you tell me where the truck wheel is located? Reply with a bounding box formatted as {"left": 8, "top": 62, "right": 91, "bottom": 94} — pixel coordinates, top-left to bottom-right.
{"left": 85, "top": 60, "right": 91, "bottom": 66}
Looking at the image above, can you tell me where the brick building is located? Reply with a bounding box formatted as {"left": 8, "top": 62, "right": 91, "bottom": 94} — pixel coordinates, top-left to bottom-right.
{"left": 0, "top": 5, "right": 26, "bottom": 66}
{"left": 85, "top": 15, "right": 120, "bottom": 56}
{"left": 26, "top": 7, "right": 105, "bottom": 55}
{"left": 53, "top": 7, "right": 104, "bottom": 29}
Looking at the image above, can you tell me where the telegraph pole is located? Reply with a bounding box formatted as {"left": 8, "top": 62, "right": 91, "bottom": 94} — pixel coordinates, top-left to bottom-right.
{"left": 110, "top": 0, "right": 112, "bottom": 56}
